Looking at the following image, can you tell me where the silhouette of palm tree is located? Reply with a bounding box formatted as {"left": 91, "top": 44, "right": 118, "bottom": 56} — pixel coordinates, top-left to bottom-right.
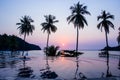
{"left": 97, "top": 11, "right": 114, "bottom": 48}
{"left": 67, "top": 2, "right": 90, "bottom": 53}
{"left": 16, "top": 15, "right": 35, "bottom": 42}
{"left": 117, "top": 27, "right": 120, "bottom": 46}
{"left": 41, "top": 14, "right": 58, "bottom": 48}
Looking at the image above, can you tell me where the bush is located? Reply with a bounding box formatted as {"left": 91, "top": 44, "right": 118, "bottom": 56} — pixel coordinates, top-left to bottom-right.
{"left": 44, "top": 45, "right": 59, "bottom": 56}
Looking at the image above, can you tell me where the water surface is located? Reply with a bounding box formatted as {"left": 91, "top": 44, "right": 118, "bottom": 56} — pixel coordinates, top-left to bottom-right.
{"left": 0, "top": 50, "right": 120, "bottom": 80}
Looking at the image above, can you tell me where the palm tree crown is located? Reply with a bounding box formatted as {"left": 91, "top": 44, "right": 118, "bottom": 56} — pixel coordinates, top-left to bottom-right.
{"left": 67, "top": 2, "right": 90, "bottom": 29}
{"left": 41, "top": 14, "right": 58, "bottom": 47}
{"left": 97, "top": 11, "right": 114, "bottom": 33}
{"left": 41, "top": 15, "right": 58, "bottom": 34}
{"left": 67, "top": 2, "right": 90, "bottom": 53}
{"left": 16, "top": 15, "right": 35, "bottom": 40}
{"left": 97, "top": 10, "right": 114, "bottom": 47}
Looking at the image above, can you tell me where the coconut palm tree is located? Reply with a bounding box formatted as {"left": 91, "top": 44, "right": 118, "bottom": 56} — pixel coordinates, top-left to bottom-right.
{"left": 16, "top": 15, "right": 35, "bottom": 42}
{"left": 41, "top": 14, "right": 58, "bottom": 48}
{"left": 117, "top": 27, "right": 120, "bottom": 46}
{"left": 67, "top": 2, "right": 90, "bottom": 53}
{"left": 97, "top": 11, "right": 114, "bottom": 48}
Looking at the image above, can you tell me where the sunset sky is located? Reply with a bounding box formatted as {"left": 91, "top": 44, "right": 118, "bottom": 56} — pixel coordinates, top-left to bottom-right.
{"left": 0, "top": 0, "right": 120, "bottom": 50}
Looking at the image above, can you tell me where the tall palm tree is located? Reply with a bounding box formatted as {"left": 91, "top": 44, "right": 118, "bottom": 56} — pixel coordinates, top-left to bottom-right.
{"left": 67, "top": 2, "right": 90, "bottom": 53}
{"left": 41, "top": 14, "right": 58, "bottom": 48}
{"left": 16, "top": 15, "right": 35, "bottom": 42}
{"left": 97, "top": 11, "right": 114, "bottom": 48}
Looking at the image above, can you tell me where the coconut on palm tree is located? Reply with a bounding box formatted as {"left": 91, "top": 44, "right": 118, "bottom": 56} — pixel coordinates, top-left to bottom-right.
{"left": 97, "top": 10, "right": 114, "bottom": 48}
{"left": 41, "top": 14, "right": 58, "bottom": 48}
{"left": 67, "top": 2, "right": 90, "bottom": 53}
{"left": 16, "top": 15, "right": 35, "bottom": 42}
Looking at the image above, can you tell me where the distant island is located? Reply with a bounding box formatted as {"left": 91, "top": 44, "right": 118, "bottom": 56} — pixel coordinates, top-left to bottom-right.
{"left": 0, "top": 34, "right": 41, "bottom": 51}
{"left": 102, "top": 46, "right": 120, "bottom": 51}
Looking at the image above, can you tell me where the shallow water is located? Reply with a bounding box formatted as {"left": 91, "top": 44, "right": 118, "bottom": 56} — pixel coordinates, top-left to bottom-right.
{"left": 0, "top": 50, "right": 120, "bottom": 80}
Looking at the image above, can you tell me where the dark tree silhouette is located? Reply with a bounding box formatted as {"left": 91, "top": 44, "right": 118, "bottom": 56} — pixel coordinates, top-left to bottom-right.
{"left": 117, "top": 27, "right": 120, "bottom": 46}
{"left": 41, "top": 14, "right": 58, "bottom": 48}
{"left": 16, "top": 15, "right": 35, "bottom": 42}
{"left": 9, "top": 35, "right": 18, "bottom": 51}
{"left": 45, "top": 45, "right": 59, "bottom": 56}
{"left": 97, "top": 11, "right": 114, "bottom": 48}
{"left": 67, "top": 2, "right": 90, "bottom": 53}
{"left": 0, "top": 34, "right": 9, "bottom": 50}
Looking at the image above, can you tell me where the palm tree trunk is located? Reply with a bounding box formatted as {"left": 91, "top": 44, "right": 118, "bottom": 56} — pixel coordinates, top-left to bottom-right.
{"left": 22, "top": 33, "right": 26, "bottom": 56}
{"left": 46, "top": 33, "right": 49, "bottom": 48}
{"left": 46, "top": 33, "right": 50, "bottom": 70}
{"left": 24, "top": 33, "right": 26, "bottom": 42}
{"left": 105, "top": 31, "right": 109, "bottom": 48}
{"left": 76, "top": 26, "right": 79, "bottom": 53}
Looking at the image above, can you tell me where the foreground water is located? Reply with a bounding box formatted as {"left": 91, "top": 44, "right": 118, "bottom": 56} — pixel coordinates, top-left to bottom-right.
{"left": 0, "top": 50, "right": 120, "bottom": 80}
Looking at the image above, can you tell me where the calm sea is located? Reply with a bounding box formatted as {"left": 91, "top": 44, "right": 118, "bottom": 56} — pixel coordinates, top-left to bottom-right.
{"left": 0, "top": 50, "right": 120, "bottom": 80}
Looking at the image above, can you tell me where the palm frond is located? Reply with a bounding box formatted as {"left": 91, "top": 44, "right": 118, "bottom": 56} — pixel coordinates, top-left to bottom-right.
{"left": 16, "top": 15, "right": 35, "bottom": 36}
{"left": 67, "top": 2, "right": 90, "bottom": 29}
{"left": 106, "top": 20, "right": 114, "bottom": 29}
{"left": 41, "top": 14, "right": 58, "bottom": 34}
{"left": 106, "top": 15, "right": 114, "bottom": 20}
{"left": 97, "top": 22, "right": 103, "bottom": 32}
{"left": 51, "top": 25, "right": 57, "bottom": 33}
{"left": 53, "top": 20, "right": 59, "bottom": 23}
{"left": 97, "top": 10, "right": 114, "bottom": 34}
{"left": 97, "top": 16, "right": 103, "bottom": 21}
{"left": 16, "top": 23, "right": 21, "bottom": 25}
{"left": 80, "top": 15, "right": 88, "bottom": 26}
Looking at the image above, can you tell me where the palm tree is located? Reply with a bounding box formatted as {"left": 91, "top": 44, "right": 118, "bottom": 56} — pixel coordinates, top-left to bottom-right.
{"left": 16, "top": 15, "right": 35, "bottom": 42}
{"left": 97, "top": 11, "right": 114, "bottom": 48}
{"left": 41, "top": 14, "right": 58, "bottom": 48}
{"left": 67, "top": 2, "right": 90, "bottom": 53}
{"left": 117, "top": 27, "right": 120, "bottom": 46}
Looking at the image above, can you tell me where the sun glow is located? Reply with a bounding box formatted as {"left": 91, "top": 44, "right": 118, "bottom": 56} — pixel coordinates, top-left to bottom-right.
{"left": 62, "top": 43, "right": 65, "bottom": 46}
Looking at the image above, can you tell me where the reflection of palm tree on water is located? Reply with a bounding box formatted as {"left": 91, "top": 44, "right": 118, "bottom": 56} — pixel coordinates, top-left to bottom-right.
{"left": 99, "top": 51, "right": 112, "bottom": 77}
{"left": 118, "top": 56, "right": 120, "bottom": 69}
{"left": 40, "top": 55, "right": 58, "bottom": 79}
{"left": 67, "top": 2, "right": 89, "bottom": 79}
{"left": 105, "top": 51, "right": 112, "bottom": 77}
{"left": 74, "top": 56, "right": 87, "bottom": 80}
{"left": 74, "top": 56, "right": 79, "bottom": 79}
{"left": 18, "top": 52, "right": 33, "bottom": 78}
{"left": 99, "top": 51, "right": 120, "bottom": 77}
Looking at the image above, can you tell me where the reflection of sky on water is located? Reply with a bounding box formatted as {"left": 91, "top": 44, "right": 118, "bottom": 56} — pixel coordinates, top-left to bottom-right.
{"left": 0, "top": 50, "right": 119, "bottom": 79}
{"left": 27, "top": 51, "right": 120, "bottom": 79}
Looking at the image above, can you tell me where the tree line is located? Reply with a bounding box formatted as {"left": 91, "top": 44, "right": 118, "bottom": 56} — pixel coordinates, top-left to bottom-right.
{"left": 16, "top": 2, "right": 120, "bottom": 52}
{"left": 0, "top": 34, "right": 41, "bottom": 51}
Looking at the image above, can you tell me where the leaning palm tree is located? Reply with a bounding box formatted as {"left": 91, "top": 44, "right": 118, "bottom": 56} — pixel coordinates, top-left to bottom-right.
{"left": 97, "top": 11, "right": 114, "bottom": 48}
{"left": 67, "top": 2, "right": 90, "bottom": 53}
{"left": 16, "top": 15, "right": 35, "bottom": 42}
{"left": 41, "top": 14, "right": 58, "bottom": 48}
